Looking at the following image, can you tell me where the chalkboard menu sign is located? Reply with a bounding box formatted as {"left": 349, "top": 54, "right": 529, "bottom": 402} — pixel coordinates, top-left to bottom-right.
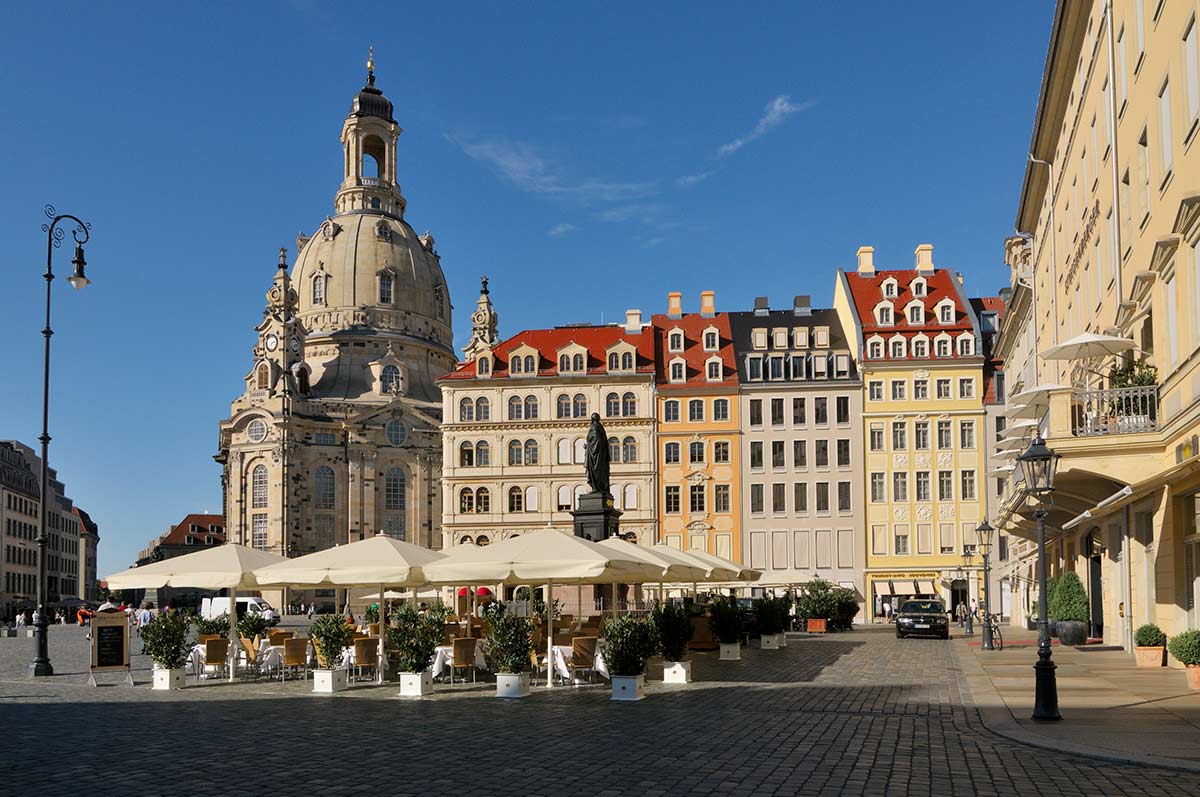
{"left": 90, "top": 612, "right": 129, "bottom": 671}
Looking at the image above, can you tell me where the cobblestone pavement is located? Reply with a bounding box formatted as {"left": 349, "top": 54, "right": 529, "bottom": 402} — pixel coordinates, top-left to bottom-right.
{"left": 2, "top": 624, "right": 1198, "bottom": 796}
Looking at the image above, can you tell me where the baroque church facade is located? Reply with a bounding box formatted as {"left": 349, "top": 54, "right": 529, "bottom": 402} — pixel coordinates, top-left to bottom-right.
{"left": 216, "top": 62, "right": 453, "bottom": 585}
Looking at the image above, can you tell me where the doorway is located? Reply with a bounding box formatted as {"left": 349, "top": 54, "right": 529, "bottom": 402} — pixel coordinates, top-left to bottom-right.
{"left": 950, "top": 579, "right": 968, "bottom": 616}
{"left": 1086, "top": 529, "right": 1104, "bottom": 639}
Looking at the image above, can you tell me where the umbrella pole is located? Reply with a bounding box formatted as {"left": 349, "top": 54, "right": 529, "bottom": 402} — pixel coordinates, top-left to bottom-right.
{"left": 378, "top": 583, "right": 385, "bottom": 685}
{"left": 228, "top": 587, "right": 238, "bottom": 682}
{"left": 611, "top": 582, "right": 617, "bottom": 619}
{"left": 546, "top": 580, "right": 553, "bottom": 689}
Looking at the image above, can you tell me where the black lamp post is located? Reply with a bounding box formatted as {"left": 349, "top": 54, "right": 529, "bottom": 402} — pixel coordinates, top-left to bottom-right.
{"left": 961, "top": 549, "right": 975, "bottom": 636}
{"left": 977, "top": 520, "right": 995, "bottom": 651}
{"left": 28, "top": 206, "right": 91, "bottom": 678}
{"left": 1017, "top": 435, "right": 1061, "bottom": 721}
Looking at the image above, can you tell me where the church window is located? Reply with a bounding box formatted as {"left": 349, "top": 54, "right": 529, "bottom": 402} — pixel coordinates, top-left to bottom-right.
{"left": 621, "top": 352, "right": 633, "bottom": 369}
{"left": 475, "top": 397, "right": 490, "bottom": 421}
{"left": 256, "top": 364, "right": 270, "bottom": 391}
{"left": 247, "top": 419, "right": 268, "bottom": 443}
{"left": 556, "top": 395, "right": 571, "bottom": 418}
{"left": 606, "top": 392, "right": 620, "bottom": 417}
{"left": 459, "top": 441, "right": 474, "bottom": 467}
{"left": 381, "top": 365, "right": 401, "bottom": 395}
{"left": 508, "top": 396, "right": 523, "bottom": 420}
{"left": 297, "top": 367, "right": 310, "bottom": 393}
{"left": 379, "top": 272, "right": 394, "bottom": 305}
{"left": 475, "top": 488, "right": 490, "bottom": 513}
{"left": 523, "top": 355, "right": 535, "bottom": 373}
{"left": 370, "top": 198, "right": 381, "bottom": 210}
{"left": 385, "top": 419, "right": 407, "bottom": 446}
{"left": 508, "top": 486, "right": 524, "bottom": 513}
{"left": 608, "top": 353, "right": 619, "bottom": 370}
{"left": 608, "top": 436, "right": 620, "bottom": 462}
{"left": 572, "top": 394, "right": 588, "bottom": 418}
{"left": 312, "top": 275, "right": 325, "bottom": 306}
{"left": 459, "top": 398, "right": 474, "bottom": 422}
{"left": 434, "top": 285, "right": 445, "bottom": 320}
{"left": 572, "top": 353, "right": 585, "bottom": 371}
{"left": 315, "top": 432, "right": 337, "bottom": 445}
{"left": 475, "top": 441, "right": 490, "bottom": 466}
{"left": 251, "top": 465, "right": 268, "bottom": 509}
{"left": 559, "top": 355, "right": 570, "bottom": 372}
{"left": 622, "top": 392, "right": 637, "bottom": 416}
{"left": 508, "top": 440, "right": 523, "bottom": 465}
{"left": 459, "top": 488, "right": 474, "bottom": 513}
{"left": 622, "top": 436, "right": 637, "bottom": 463}
{"left": 314, "top": 466, "right": 335, "bottom": 509}
{"left": 524, "top": 395, "right": 538, "bottom": 419}
{"left": 524, "top": 439, "right": 539, "bottom": 465}
{"left": 384, "top": 467, "right": 406, "bottom": 511}
{"left": 251, "top": 514, "right": 268, "bottom": 551}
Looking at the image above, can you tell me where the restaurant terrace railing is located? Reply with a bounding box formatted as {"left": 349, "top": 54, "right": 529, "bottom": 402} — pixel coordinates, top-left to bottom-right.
{"left": 1071, "top": 384, "right": 1159, "bottom": 436}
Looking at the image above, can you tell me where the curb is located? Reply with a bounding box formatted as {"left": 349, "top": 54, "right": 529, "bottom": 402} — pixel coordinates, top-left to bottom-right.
{"left": 954, "top": 641, "right": 1200, "bottom": 773}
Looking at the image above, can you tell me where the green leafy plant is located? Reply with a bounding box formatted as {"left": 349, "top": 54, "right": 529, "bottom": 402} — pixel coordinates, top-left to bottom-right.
{"left": 601, "top": 614, "right": 660, "bottom": 677}
{"left": 754, "top": 596, "right": 790, "bottom": 636}
{"left": 364, "top": 604, "right": 380, "bottom": 624}
{"left": 486, "top": 609, "right": 533, "bottom": 674}
{"left": 1135, "top": 623, "right": 1167, "bottom": 648}
{"left": 192, "top": 613, "right": 230, "bottom": 637}
{"left": 140, "top": 612, "right": 192, "bottom": 670}
{"left": 481, "top": 600, "right": 506, "bottom": 622}
{"left": 1109, "top": 360, "right": 1158, "bottom": 388}
{"left": 653, "top": 601, "right": 694, "bottom": 662}
{"left": 310, "top": 613, "right": 354, "bottom": 669}
{"left": 708, "top": 596, "right": 744, "bottom": 644}
{"left": 1049, "top": 572, "right": 1089, "bottom": 623}
{"left": 237, "top": 612, "right": 270, "bottom": 639}
{"left": 388, "top": 603, "right": 448, "bottom": 673}
{"left": 1168, "top": 629, "right": 1200, "bottom": 666}
{"left": 795, "top": 580, "right": 859, "bottom": 632}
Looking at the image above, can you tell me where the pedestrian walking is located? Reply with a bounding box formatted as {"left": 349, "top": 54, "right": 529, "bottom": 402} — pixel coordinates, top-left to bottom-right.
{"left": 882, "top": 600, "right": 891, "bottom": 623}
{"left": 307, "top": 604, "right": 315, "bottom": 620}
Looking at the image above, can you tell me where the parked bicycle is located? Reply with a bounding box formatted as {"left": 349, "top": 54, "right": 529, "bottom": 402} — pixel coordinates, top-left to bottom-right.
{"left": 987, "top": 614, "right": 1003, "bottom": 650}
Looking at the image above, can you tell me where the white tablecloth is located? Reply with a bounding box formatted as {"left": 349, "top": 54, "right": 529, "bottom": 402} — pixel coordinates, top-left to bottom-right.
{"left": 552, "top": 643, "right": 609, "bottom": 681}
{"left": 431, "top": 640, "right": 487, "bottom": 677}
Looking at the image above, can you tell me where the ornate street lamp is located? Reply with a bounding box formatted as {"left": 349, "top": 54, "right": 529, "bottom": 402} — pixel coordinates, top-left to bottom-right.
{"left": 1017, "top": 436, "right": 1061, "bottom": 721}
{"left": 28, "top": 206, "right": 92, "bottom": 678}
{"left": 976, "top": 520, "right": 995, "bottom": 651}
{"left": 960, "top": 549, "right": 975, "bottom": 636}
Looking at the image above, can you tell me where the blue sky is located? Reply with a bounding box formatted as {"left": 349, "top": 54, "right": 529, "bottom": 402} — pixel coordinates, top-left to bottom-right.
{"left": 0, "top": 2, "right": 1053, "bottom": 576}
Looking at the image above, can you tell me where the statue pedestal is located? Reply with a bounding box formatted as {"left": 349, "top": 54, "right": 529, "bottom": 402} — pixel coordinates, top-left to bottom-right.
{"left": 571, "top": 491, "right": 622, "bottom": 542}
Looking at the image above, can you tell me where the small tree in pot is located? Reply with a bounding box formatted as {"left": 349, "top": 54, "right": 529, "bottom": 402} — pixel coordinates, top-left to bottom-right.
{"left": 1049, "top": 572, "right": 1089, "bottom": 646}
{"left": 602, "top": 614, "right": 660, "bottom": 701}
{"left": 309, "top": 613, "right": 353, "bottom": 693}
{"left": 1168, "top": 629, "right": 1200, "bottom": 689}
{"left": 1134, "top": 623, "right": 1167, "bottom": 668}
{"left": 653, "top": 601, "right": 694, "bottom": 683}
{"left": 192, "top": 613, "right": 230, "bottom": 638}
{"left": 141, "top": 612, "right": 192, "bottom": 690}
{"left": 754, "top": 597, "right": 788, "bottom": 649}
{"left": 709, "top": 596, "right": 745, "bottom": 660}
{"left": 486, "top": 606, "right": 533, "bottom": 698}
{"left": 388, "top": 603, "right": 447, "bottom": 697}
{"left": 237, "top": 612, "right": 270, "bottom": 641}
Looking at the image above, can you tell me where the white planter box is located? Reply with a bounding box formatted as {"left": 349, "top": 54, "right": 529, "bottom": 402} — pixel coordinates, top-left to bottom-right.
{"left": 761, "top": 634, "right": 780, "bottom": 650}
{"left": 777, "top": 633, "right": 788, "bottom": 648}
{"left": 399, "top": 670, "right": 433, "bottom": 697}
{"left": 24, "top": 629, "right": 36, "bottom": 638}
{"left": 611, "top": 674, "right": 645, "bottom": 701}
{"left": 0, "top": 628, "right": 16, "bottom": 638}
{"left": 719, "top": 643, "right": 741, "bottom": 661}
{"left": 662, "top": 660, "right": 692, "bottom": 684}
{"left": 496, "top": 672, "right": 531, "bottom": 698}
{"left": 152, "top": 666, "right": 186, "bottom": 690}
{"left": 313, "top": 668, "right": 348, "bottom": 693}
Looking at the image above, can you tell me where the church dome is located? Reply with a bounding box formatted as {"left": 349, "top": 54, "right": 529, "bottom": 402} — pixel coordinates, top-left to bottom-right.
{"left": 349, "top": 81, "right": 394, "bottom": 123}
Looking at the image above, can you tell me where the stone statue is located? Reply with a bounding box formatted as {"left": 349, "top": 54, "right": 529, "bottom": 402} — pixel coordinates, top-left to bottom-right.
{"left": 585, "top": 412, "right": 611, "bottom": 496}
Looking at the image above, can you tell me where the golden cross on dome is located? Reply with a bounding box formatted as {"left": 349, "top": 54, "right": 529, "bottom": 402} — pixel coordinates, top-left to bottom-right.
{"left": 367, "top": 46, "right": 375, "bottom": 84}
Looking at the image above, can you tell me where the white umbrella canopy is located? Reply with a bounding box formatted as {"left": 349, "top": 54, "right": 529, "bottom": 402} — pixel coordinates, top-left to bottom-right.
{"left": 1040, "top": 332, "right": 1135, "bottom": 361}
{"left": 253, "top": 535, "right": 444, "bottom": 587}
{"left": 1000, "top": 419, "right": 1041, "bottom": 438}
{"left": 1003, "top": 403, "right": 1043, "bottom": 420}
{"left": 596, "top": 537, "right": 708, "bottom": 583}
{"left": 1010, "top": 384, "right": 1071, "bottom": 408}
{"left": 686, "top": 548, "right": 762, "bottom": 582}
{"left": 104, "top": 544, "right": 285, "bottom": 591}
{"left": 995, "top": 437, "right": 1028, "bottom": 451}
{"left": 650, "top": 544, "right": 738, "bottom": 582}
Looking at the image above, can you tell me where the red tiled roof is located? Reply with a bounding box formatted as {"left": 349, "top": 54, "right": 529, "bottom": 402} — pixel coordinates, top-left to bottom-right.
{"left": 441, "top": 325, "right": 656, "bottom": 380}
{"left": 161, "top": 514, "right": 225, "bottom": 547}
{"left": 845, "top": 268, "right": 978, "bottom": 361}
{"left": 650, "top": 313, "right": 738, "bottom": 389}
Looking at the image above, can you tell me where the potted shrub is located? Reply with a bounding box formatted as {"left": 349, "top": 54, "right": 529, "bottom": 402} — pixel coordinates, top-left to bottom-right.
{"left": 602, "top": 614, "right": 660, "bottom": 701}
{"left": 389, "top": 603, "right": 447, "bottom": 697}
{"left": 1168, "top": 630, "right": 1200, "bottom": 688}
{"left": 1044, "top": 577, "right": 1060, "bottom": 638}
{"left": 237, "top": 612, "right": 270, "bottom": 641}
{"left": 1050, "top": 572, "right": 1089, "bottom": 646}
{"left": 486, "top": 607, "right": 533, "bottom": 698}
{"left": 1134, "top": 623, "right": 1167, "bottom": 668}
{"left": 653, "top": 601, "right": 694, "bottom": 683}
{"left": 796, "top": 579, "right": 855, "bottom": 633}
{"left": 1109, "top": 361, "right": 1158, "bottom": 431}
{"left": 309, "top": 613, "right": 353, "bottom": 693}
{"left": 141, "top": 612, "right": 191, "bottom": 690}
{"left": 192, "top": 613, "right": 230, "bottom": 638}
{"left": 709, "top": 596, "right": 744, "bottom": 660}
{"left": 754, "top": 597, "right": 786, "bottom": 649}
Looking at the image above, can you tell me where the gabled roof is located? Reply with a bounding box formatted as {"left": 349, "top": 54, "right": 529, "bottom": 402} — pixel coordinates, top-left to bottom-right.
{"left": 650, "top": 313, "right": 738, "bottom": 388}
{"left": 72, "top": 506, "right": 99, "bottom": 539}
{"left": 441, "top": 325, "right": 656, "bottom": 381}
{"left": 846, "top": 268, "right": 980, "bottom": 362}
{"left": 161, "top": 514, "right": 225, "bottom": 547}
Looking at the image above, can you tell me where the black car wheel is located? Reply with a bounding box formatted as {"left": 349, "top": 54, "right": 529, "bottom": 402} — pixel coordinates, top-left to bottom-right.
{"left": 941, "top": 630, "right": 950, "bottom": 640}
{"left": 896, "top": 630, "right": 904, "bottom": 638}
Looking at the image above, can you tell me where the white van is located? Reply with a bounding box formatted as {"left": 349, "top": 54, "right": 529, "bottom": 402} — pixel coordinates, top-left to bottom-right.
{"left": 201, "top": 596, "right": 276, "bottom": 623}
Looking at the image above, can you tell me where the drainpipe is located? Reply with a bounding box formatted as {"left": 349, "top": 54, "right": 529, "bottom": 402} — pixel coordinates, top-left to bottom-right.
{"left": 1105, "top": 0, "right": 1125, "bottom": 312}
{"left": 1028, "top": 155, "right": 1060, "bottom": 383}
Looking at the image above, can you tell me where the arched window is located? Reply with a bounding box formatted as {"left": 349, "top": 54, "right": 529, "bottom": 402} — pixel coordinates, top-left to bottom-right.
{"left": 608, "top": 436, "right": 620, "bottom": 462}
{"left": 573, "top": 484, "right": 587, "bottom": 504}
{"left": 459, "top": 441, "right": 474, "bottom": 467}
{"left": 314, "top": 466, "right": 335, "bottom": 509}
{"left": 559, "top": 354, "right": 570, "bottom": 372}
{"left": 669, "top": 332, "right": 684, "bottom": 351}
{"left": 670, "top": 362, "right": 685, "bottom": 381}
{"left": 459, "top": 398, "right": 474, "bottom": 422}
{"left": 476, "top": 534, "right": 490, "bottom": 546}
{"left": 572, "top": 394, "right": 587, "bottom": 418}
{"left": 707, "top": 361, "right": 721, "bottom": 380}
{"left": 622, "top": 436, "right": 637, "bottom": 463}
{"left": 381, "top": 365, "right": 401, "bottom": 394}
{"left": 572, "top": 353, "right": 585, "bottom": 371}
{"left": 868, "top": 341, "right": 883, "bottom": 359}
{"left": 508, "top": 439, "right": 523, "bottom": 465}
{"left": 312, "top": 275, "right": 325, "bottom": 306}
{"left": 573, "top": 438, "right": 587, "bottom": 464}
{"left": 510, "top": 357, "right": 522, "bottom": 374}
{"left": 523, "top": 355, "right": 535, "bottom": 373}
{"left": 524, "top": 439, "right": 539, "bottom": 465}
{"left": 556, "top": 395, "right": 571, "bottom": 418}
{"left": 297, "top": 367, "right": 310, "bottom": 394}
{"left": 890, "top": 339, "right": 905, "bottom": 358}
{"left": 475, "top": 397, "right": 490, "bottom": 421}
{"left": 384, "top": 467, "right": 406, "bottom": 511}
{"left": 557, "top": 484, "right": 571, "bottom": 510}
{"left": 621, "top": 352, "right": 633, "bottom": 370}
{"left": 623, "top": 484, "right": 638, "bottom": 509}
{"left": 664, "top": 442, "right": 680, "bottom": 464}
{"left": 936, "top": 338, "right": 951, "bottom": 357}
{"left": 524, "top": 395, "right": 538, "bottom": 419}
{"left": 475, "top": 441, "right": 490, "bottom": 466}
{"left": 256, "top": 363, "right": 270, "bottom": 390}
{"left": 434, "top": 284, "right": 445, "bottom": 320}
{"left": 557, "top": 438, "right": 571, "bottom": 464}
{"left": 508, "top": 486, "right": 524, "bottom": 513}
{"left": 508, "top": 396, "right": 523, "bottom": 420}
{"left": 385, "top": 419, "right": 406, "bottom": 446}
{"left": 622, "top": 392, "right": 636, "bottom": 416}
{"left": 957, "top": 336, "right": 974, "bottom": 356}
{"left": 379, "top": 272, "right": 394, "bottom": 304}
{"left": 459, "top": 488, "right": 474, "bottom": 513}
{"left": 525, "top": 485, "right": 539, "bottom": 510}
{"left": 477, "top": 358, "right": 490, "bottom": 375}
{"left": 608, "top": 352, "right": 619, "bottom": 370}
{"left": 606, "top": 392, "right": 621, "bottom": 417}
{"left": 475, "top": 488, "right": 490, "bottom": 512}
{"left": 912, "top": 339, "right": 928, "bottom": 358}
{"left": 250, "top": 464, "right": 268, "bottom": 509}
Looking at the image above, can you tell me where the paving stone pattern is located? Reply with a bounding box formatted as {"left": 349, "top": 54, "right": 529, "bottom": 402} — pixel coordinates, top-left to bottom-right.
{"left": 1, "top": 624, "right": 1196, "bottom": 796}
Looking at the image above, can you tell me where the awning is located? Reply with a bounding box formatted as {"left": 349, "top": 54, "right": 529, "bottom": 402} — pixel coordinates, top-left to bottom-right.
{"left": 892, "top": 580, "right": 917, "bottom": 595}
{"left": 873, "top": 581, "right": 892, "bottom": 596}
{"left": 917, "top": 580, "right": 938, "bottom": 595}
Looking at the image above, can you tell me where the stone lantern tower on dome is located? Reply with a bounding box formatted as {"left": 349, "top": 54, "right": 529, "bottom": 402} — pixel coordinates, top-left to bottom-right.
{"left": 216, "top": 57, "right": 453, "bottom": 607}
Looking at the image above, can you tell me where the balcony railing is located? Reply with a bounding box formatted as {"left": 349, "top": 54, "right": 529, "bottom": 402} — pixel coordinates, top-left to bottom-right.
{"left": 359, "top": 177, "right": 390, "bottom": 189}
{"left": 1070, "top": 385, "right": 1159, "bottom": 436}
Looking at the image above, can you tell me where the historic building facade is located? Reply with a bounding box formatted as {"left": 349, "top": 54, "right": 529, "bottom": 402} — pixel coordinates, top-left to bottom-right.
{"left": 216, "top": 63, "right": 451, "bottom": 606}
{"left": 729, "top": 299, "right": 864, "bottom": 593}
{"left": 834, "top": 245, "right": 995, "bottom": 617}
{"left": 440, "top": 286, "right": 658, "bottom": 550}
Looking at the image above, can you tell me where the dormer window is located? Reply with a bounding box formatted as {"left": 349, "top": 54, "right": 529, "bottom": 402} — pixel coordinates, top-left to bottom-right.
{"left": 772, "top": 328, "right": 788, "bottom": 349}
{"left": 703, "top": 329, "right": 719, "bottom": 351}
{"left": 477, "top": 357, "right": 491, "bottom": 376}
{"left": 793, "top": 327, "right": 809, "bottom": 348}
{"left": 524, "top": 355, "right": 535, "bottom": 373}
{"left": 937, "top": 301, "right": 955, "bottom": 324}
{"left": 911, "top": 278, "right": 927, "bottom": 297}
{"left": 559, "top": 354, "right": 569, "bottom": 371}
{"left": 814, "top": 327, "right": 829, "bottom": 347}
{"left": 669, "top": 332, "right": 685, "bottom": 352}
{"left": 877, "top": 304, "right": 893, "bottom": 325}
{"left": 572, "top": 353, "right": 584, "bottom": 371}
{"left": 935, "top": 336, "right": 952, "bottom": 357}
{"left": 911, "top": 337, "right": 928, "bottom": 358}
{"left": 312, "top": 274, "right": 326, "bottom": 306}
{"left": 621, "top": 352, "right": 633, "bottom": 369}
{"left": 510, "top": 357, "right": 523, "bottom": 374}
{"left": 882, "top": 278, "right": 898, "bottom": 298}
{"left": 868, "top": 340, "right": 883, "bottom": 359}
{"left": 380, "top": 364, "right": 402, "bottom": 394}
{"left": 957, "top": 335, "right": 975, "bottom": 356}
{"left": 889, "top": 338, "right": 906, "bottom": 358}
{"left": 907, "top": 304, "right": 924, "bottom": 325}
{"left": 669, "top": 359, "right": 686, "bottom": 382}
{"left": 752, "top": 329, "right": 767, "bottom": 350}
{"left": 706, "top": 358, "right": 722, "bottom": 381}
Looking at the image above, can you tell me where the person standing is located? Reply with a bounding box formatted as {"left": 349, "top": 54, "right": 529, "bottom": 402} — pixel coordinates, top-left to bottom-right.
{"left": 307, "top": 603, "right": 315, "bottom": 620}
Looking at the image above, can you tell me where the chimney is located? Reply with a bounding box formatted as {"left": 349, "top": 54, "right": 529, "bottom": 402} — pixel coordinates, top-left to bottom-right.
{"left": 793, "top": 295, "right": 812, "bottom": 316}
{"left": 624, "top": 309, "right": 642, "bottom": 333}
{"left": 753, "top": 296, "right": 769, "bottom": 317}
{"left": 700, "top": 290, "right": 716, "bottom": 318}
{"left": 667, "top": 291, "right": 683, "bottom": 319}
{"left": 914, "top": 243, "right": 935, "bottom": 274}
{"left": 856, "top": 246, "right": 875, "bottom": 276}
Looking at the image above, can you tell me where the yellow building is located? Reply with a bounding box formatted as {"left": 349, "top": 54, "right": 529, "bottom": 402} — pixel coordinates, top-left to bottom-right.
{"left": 835, "top": 245, "right": 993, "bottom": 617}
{"left": 653, "top": 292, "right": 743, "bottom": 562}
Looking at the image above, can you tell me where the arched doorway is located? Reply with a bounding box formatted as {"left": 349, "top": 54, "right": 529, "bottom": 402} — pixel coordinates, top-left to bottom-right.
{"left": 950, "top": 579, "right": 968, "bottom": 616}
{"left": 1086, "top": 528, "right": 1104, "bottom": 639}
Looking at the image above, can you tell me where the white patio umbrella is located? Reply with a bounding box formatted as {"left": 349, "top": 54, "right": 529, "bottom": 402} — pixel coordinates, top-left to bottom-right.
{"left": 686, "top": 548, "right": 762, "bottom": 583}
{"left": 995, "top": 437, "right": 1028, "bottom": 452}
{"left": 1000, "top": 419, "right": 1040, "bottom": 437}
{"left": 1040, "top": 332, "right": 1135, "bottom": 361}
{"left": 651, "top": 544, "right": 738, "bottom": 594}
{"left": 1003, "top": 403, "right": 1043, "bottom": 420}
{"left": 422, "top": 529, "right": 663, "bottom": 688}
{"left": 987, "top": 464, "right": 1017, "bottom": 478}
{"left": 596, "top": 537, "right": 708, "bottom": 616}
{"left": 1009, "top": 384, "right": 1071, "bottom": 408}
{"left": 105, "top": 544, "right": 286, "bottom": 681}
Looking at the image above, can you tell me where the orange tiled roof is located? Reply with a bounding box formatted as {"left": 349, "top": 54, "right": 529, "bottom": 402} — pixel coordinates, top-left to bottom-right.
{"left": 441, "top": 325, "right": 656, "bottom": 380}
{"left": 650, "top": 312, "right": 738, "bottom": 389}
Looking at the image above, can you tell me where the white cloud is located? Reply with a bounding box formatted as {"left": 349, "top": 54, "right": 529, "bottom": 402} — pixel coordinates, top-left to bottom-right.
{"left": 598, "top": 203, "right": 664, "bottom": 223}
{"left": 717, "top": 95, "right": 814, "bottom": 157}
{"left": 676, "top": 170, "right": 715, "bottom": 187}
{"left": 446, "top": 133, "right": 655, "bottom": 202}
{"left": 548, "top": 223, "right": 577, "bottom": 237}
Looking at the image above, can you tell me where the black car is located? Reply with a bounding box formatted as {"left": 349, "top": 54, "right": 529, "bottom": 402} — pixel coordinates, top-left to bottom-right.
{"left": 895, "top": 599, "right": 950, "bottom": 639}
